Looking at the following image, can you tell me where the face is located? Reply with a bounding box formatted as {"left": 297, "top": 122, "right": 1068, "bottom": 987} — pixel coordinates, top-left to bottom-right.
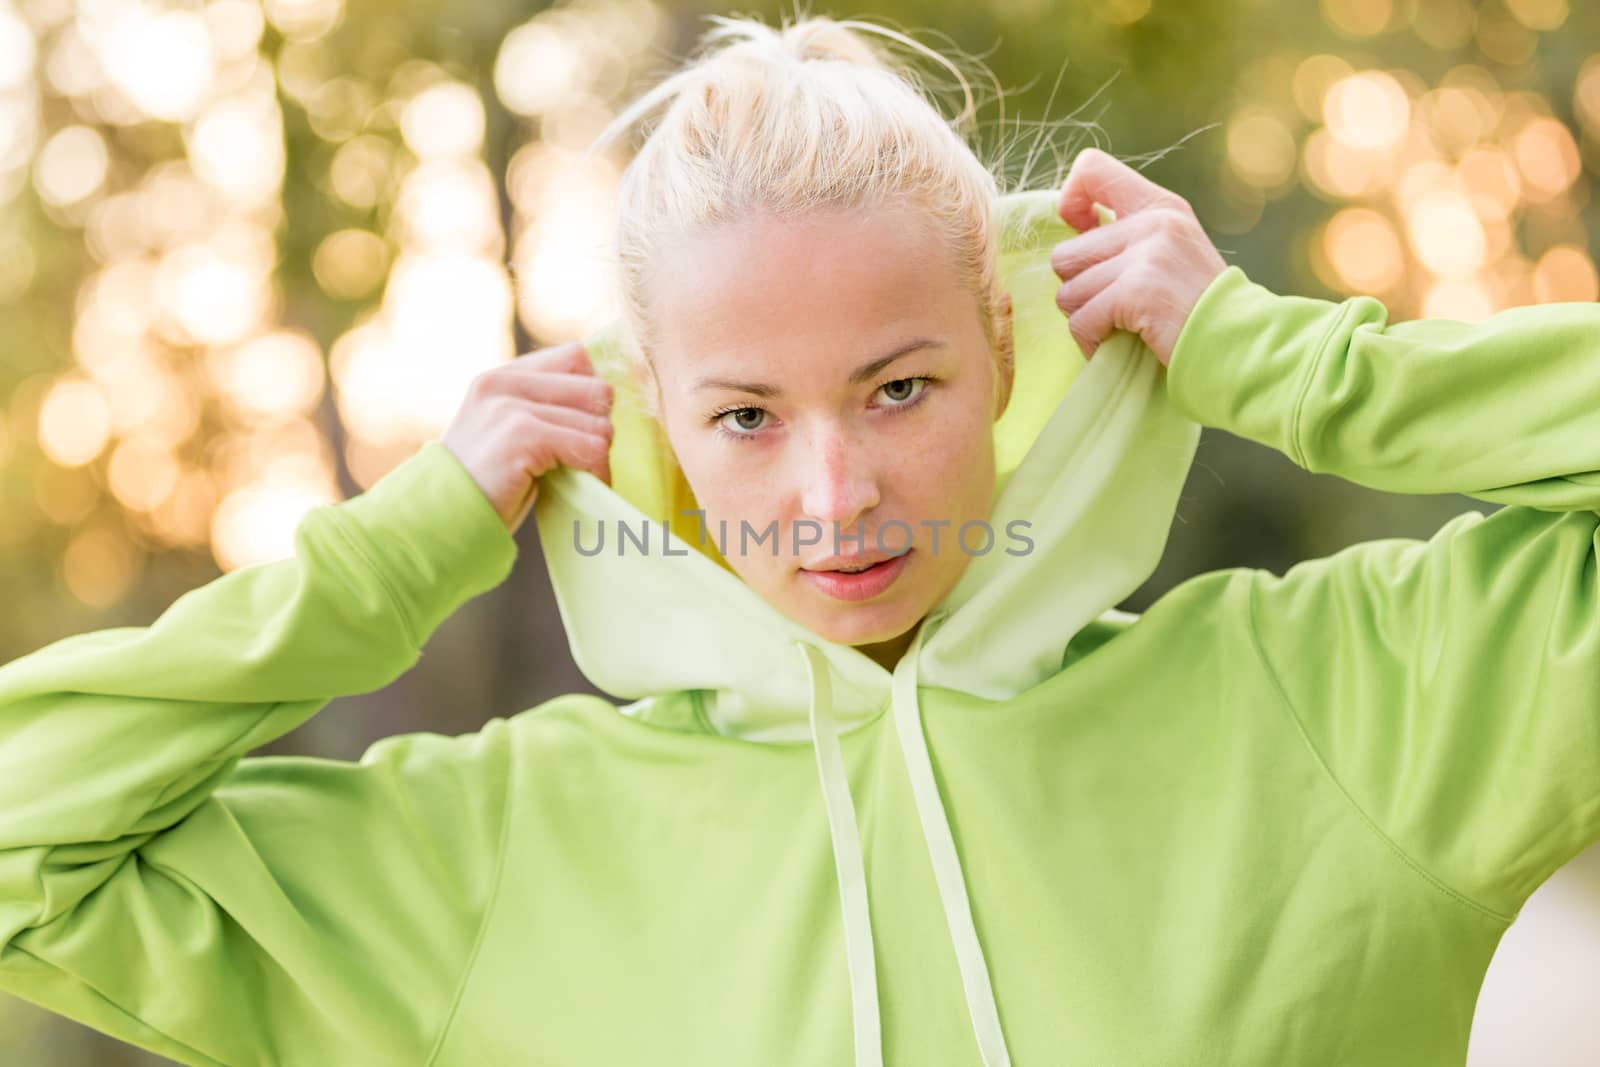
{"left": 645, "top": 201, "right": 1012, "bottom": 669}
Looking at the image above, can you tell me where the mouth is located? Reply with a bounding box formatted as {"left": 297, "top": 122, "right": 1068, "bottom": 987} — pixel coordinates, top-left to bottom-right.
{"left": 799, "top": 550, "right": 913, "bottom": 602}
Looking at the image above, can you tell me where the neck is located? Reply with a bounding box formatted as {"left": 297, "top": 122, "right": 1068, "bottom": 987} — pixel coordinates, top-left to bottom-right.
{"left": 854, "top": 623, "right": 918, "bottom": 673}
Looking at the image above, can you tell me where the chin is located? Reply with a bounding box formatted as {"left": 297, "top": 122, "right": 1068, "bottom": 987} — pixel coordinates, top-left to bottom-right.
{"left": 802, "top": 596, "right": 923, "bottom": 647}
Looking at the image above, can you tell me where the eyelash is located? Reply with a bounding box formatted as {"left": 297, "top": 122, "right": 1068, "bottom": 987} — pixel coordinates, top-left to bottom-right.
{"left": 708, "top": 375, "right": 940, "bottom": 443}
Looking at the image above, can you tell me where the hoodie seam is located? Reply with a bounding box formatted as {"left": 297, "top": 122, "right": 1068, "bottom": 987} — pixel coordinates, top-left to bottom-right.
{"left": 322, "top": 506, "right": 422, "bottom": 650}
{"left": 1287, "top": 299, "right": 1357, "bottom": 471}
{"left": 690, "top": 689, "right": 717, "bottom": 734}
{"left": 1242, "top": 569, "right": 1515, "bottom": 927}
{"left": 421, "top": 724, "right": 517, "bottom": 1067}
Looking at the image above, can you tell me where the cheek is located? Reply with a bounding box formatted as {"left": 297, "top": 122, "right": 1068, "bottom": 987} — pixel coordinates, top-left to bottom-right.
{"left": 904, "top": 406, "right": 995, "bottom": 510}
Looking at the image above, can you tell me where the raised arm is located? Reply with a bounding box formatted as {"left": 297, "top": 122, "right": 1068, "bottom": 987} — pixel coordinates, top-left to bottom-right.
{"left": 0, "top": 441, "right": 518, "bottom": 1065}
{"left": 1165, "top": 266, "right": 1600, "bottom": 511}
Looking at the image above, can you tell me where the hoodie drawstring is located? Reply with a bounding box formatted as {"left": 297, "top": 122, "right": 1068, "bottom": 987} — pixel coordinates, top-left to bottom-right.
{"left": 795, "top": 621, "right": 1013, "bottom": 1067}
{"left": 798, "top": 640, "right": 882, "bottom": 1067}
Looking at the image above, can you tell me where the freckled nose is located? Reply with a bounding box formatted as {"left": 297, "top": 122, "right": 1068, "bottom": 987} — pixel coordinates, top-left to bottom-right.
{"left": 800, "top": 427, "right": 879, "bottom": 528}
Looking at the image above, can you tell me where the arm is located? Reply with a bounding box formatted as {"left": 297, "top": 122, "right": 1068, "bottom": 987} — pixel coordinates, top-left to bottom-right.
{"left": 1165, "top": 266, "right": 1600, "bottom": 510}
{"left": 1241, "top": 502, "right": 1600, "bottom": 921}
{"left": 1167, "top": 271, "right": 1600, "bottom": 918}
{"left": 0, "top": 441, "right": 519, "bottom": 1066}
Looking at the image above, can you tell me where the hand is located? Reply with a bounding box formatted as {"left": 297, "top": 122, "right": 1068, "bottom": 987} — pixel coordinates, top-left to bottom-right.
{"left": 1050, "top": 148, "right": 1228, "bottom": 366}
{"left": 440, "top": 341, "right": 614, "bottom": 535}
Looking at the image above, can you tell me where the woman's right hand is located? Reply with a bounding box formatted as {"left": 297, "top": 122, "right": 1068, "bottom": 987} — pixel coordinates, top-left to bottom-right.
{"left": 441, "top": 340, "right": 615, "bottom": 535}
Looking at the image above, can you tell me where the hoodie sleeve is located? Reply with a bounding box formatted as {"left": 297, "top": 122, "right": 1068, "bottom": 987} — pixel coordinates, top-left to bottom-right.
{"left": 1165, "top": 265, "right": 1600, "bottom": 511}
{"left": 0, "top": 440, "right": 519, "bottom": 1066}
{"left": 1165, "top": 269, "right": 1600, "bottom": 920}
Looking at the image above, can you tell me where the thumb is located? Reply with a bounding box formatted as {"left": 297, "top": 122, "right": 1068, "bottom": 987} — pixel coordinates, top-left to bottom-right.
{"left": 1057, "top": 148, "right": 1179, "bottom": 233}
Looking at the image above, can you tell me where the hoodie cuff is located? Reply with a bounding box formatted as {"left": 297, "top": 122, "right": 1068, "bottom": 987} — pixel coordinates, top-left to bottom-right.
{"left": 325, "top": 440, "right": 519, "bottom": 649}
{"left": 1166, "top": 265, "right": 1366, "bottom": 468}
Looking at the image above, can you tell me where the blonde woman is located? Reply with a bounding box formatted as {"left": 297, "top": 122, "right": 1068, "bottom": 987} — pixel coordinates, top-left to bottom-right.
{"left": 3, "top": 12, "right": 1598, "bottom": 1067}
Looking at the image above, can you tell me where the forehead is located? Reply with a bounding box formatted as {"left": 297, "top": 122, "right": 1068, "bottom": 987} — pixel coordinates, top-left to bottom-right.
{"left": 645, "top": 204, "right": 974, "bottom": 382}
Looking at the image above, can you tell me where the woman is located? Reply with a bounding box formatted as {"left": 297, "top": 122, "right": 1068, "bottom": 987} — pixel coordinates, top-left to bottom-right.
{"left": 3, "top": 13, "right": 1598, "bottom": 1067}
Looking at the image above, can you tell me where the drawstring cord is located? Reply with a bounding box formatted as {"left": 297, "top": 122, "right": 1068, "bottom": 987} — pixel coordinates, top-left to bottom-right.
{"left": 798, "top": 640, "right": 882, "bottom": 1067}
{"left": 795, "top": 616, "right": 1013, "bottom": 1067}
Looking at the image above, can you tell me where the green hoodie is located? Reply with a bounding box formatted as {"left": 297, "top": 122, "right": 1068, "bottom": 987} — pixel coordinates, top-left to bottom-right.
{"left": 2, "top": 188, "right": 1598, "bottom": 1067}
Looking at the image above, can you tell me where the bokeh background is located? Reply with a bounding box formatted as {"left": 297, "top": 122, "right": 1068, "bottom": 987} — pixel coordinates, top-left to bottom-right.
{"left": 2, "top": 0, "right": 1599, "bottom": 1061}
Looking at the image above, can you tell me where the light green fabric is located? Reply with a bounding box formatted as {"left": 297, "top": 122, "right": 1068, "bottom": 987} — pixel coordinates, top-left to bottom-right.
{"left": 2, "top": 188, "right": 1598, "bottom": 1066}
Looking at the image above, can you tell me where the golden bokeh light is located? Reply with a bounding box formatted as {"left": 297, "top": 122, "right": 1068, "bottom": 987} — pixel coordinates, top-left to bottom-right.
{"left": 86, "top": 6, "right": 215, "bottom": 122}
{"left": 313, "top": 228, "right": 389, "bottom": 300}
{"left": 1406, "top": 187, "right": 1489, "bottom": 277}
{"left": 1504, "top": 0, "right": 1568, "bottom": 30}
{"left": 33, "top": 124, "right": 107, "bottom": 206}
{"left": 1322, "top": 207, "right": 1405, "bottom": 293}
{"left": 206, "top": 330, "right": 327, "bottom": 423}
{"left": 495, "top": 21, "right": 584, "bottom": 118}
{"left": 1457, "top": 145, "right": 1521, "bottom": 221}
{"left": 0, "top": 224, "right": 36, "bottom": 301}
{"left": 1532, "top": 244, "right": 1599, "bottom": 303}
{"left": 1325, "top": 70, "right": 1411, "bottom": 151}
{"left": 1421, "top": 276, "right": 1496, "bottom": 320}
{"left": 1302, "top": 127, "right": 1385, "bottom": 199}
{"left": 1410, "top": 0, "right": 1476, "bottom": 50}
{"left": 1512, "top": 116, "right": 1581, "bottom": 201}
{"left": 1227, "top": 108, "right": 1299, "bottom": 191}
{"left": 329, "top": 134, "right": 394, "bottom": 209}
{"left": 1293, "top": 54, "right": 1353, "bottom": 122}
{"left": 37, "top": 375, "right": 112, "bottom": 468}
{"left": 62, "top": 520, "right": 141, "bottom": 609}
{"left": 397, "top": 158, "right": 503, "bottom": 253}
{"left": 1575, "top": 55, "right": 1600, "bottom": 136}
{"left": 154, "top": 230, "right": 275, "bottom": 346}
{"left": 34, "top": 459, "right": 99, "bottom": 526}
{"left": 1321, "top": 0, "right": 1392, "bottom": 37}
{"left": 263, "top": 0, "right": 344, "bottom": 42}
{"left": 507, "top": 145, "right": 621, "bottom": 341}
{"left": 186, "top": 89, "right": 285, "bottom": 208}
{"left": 204, "top": 0, "right": 266, "bottom": 60}
{"left": 211, "top": 473, "right": 336, "bottom": 571}
{"left": 107, "top": 436, "right": 180, "bottom": 513}
{"left": 0, "top": 5, "right": 34, "bottom": 92}
{"left": 401, "top": 80, "right": 485, "bottom": 159}
{"left": 1474, "top": 9, "right": 1536, "bottom": 67}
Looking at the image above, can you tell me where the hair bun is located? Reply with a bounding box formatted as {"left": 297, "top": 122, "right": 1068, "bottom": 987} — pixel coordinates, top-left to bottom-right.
{"left": 696, "top": 14, "right": 893, "bottom": 76}
{"left": 780, "top": 18, "right": 890, "bottom": 71}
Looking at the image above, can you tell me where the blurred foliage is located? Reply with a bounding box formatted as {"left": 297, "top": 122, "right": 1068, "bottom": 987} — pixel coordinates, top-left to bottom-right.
{"left": 1, "top": 0, "right": 1597, "bottom": 1061}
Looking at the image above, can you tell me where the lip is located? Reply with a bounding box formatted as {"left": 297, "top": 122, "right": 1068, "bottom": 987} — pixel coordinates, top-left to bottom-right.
{"left": 800, "top": 550, "right": 912, "bottom": 602}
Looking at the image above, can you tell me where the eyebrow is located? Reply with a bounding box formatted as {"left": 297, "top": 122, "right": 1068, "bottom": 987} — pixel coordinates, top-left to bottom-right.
{"left": 690, "top": 338, "right": 947, "bottom": 397}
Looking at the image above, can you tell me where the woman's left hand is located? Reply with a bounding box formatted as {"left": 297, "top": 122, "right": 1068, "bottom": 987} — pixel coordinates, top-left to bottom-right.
{"left": 1050, "top": 148, "right": 1228, "bottom": 366}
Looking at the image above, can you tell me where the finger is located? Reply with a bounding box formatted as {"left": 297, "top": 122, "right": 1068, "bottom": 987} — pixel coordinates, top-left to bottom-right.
{"left": 514, "top": 340, "right": 591, "bottom": 373}
{"left": 1050, "top": 223, "right": 1136, "bottom": 283}
{"left": 497, "top": 369, "right": 614, "bottom": 415}
{"left": 1064, "top": 285, "right": 1120, "bottom": 361}
{"left": 532, "top": 419, "right": 613, "bottom": 480}
{"left": 1057, "top": 148, "right": 1184, "bottom": 234}
{"left": 1055, "top": 253, "right": 1127, "bottom": 320}
{"left": 524, "top": 399, "right": 614, "bottom": 440}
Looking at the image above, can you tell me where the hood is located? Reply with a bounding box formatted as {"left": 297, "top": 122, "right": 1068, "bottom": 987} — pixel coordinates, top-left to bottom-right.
{"left": 531, "top": 189, "right": 1201, "bottom": 1067}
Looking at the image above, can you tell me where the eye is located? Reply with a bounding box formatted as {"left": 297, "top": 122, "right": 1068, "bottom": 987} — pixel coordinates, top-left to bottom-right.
{"left": 877, "top": 376, "right": 933, "bottom": 408}
{"left": 706, "top": 375, "right": 939, "bottom": 443}
{"left": 709, "top": 405, "right": 769, "bottom": 442}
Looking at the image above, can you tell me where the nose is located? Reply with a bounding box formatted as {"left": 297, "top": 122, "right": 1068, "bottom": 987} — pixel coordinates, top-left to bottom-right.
{"left": 799, "top": 423, "right": 880, "bottom": 530}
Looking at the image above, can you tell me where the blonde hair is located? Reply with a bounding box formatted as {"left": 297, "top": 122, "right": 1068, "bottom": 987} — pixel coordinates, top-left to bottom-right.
{"left": 583, "top": 10, "right": 1020, "bottom": 422}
